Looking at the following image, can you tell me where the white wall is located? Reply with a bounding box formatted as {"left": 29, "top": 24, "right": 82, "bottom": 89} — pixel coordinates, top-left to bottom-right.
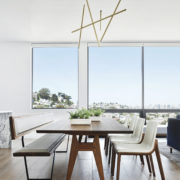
{"left": 0, "top": 42, "right": 31, "bottom": 114}
{"left": 0, "top": 0, "right": 30, "bottom": 42}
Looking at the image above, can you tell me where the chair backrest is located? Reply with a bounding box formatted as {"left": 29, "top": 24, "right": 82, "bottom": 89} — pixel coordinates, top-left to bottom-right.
{"left": 142, "top": 121, "right": 158, "bottom": 149}
{"left": 131, "top": 118, "right": 145, "bottom": 142}
{"left": 129, "top": 115, "right": 138, "bottom": 130}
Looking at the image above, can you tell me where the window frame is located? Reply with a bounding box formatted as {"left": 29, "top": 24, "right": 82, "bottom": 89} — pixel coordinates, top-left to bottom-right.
{"left": 88, "top": 44, "right": 143, "bottom": 110}
{"left": 87, "top": 42, "right": 180, "bottom": 118}
{"left": 31, "top": 42, "right": 180, "bottom": 118}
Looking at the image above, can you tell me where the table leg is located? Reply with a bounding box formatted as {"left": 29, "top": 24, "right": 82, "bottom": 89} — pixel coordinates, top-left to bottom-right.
{"left": 66, "top": 135, "right": 105, "bottom": 180}
{"left": 66, "top": 135, "right": 78, "bottom": 180}
{"left": 93, "top": 135, "right": 105, "bottom": 180}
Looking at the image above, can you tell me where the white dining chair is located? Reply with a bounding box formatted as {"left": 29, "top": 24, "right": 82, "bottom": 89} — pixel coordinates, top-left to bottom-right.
{"left": 111, "top": 121, "right": 165, "bottom": 180}
{"left": 104, "top": 115, "right": 138, "bottom": 156}
{"left": 108, "top": 118, "right": 145, "bottom": 164}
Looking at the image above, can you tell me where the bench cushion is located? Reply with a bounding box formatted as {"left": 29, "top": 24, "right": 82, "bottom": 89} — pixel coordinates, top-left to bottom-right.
{"left": 13, "top": 134, "right": 65, "bottom": 157}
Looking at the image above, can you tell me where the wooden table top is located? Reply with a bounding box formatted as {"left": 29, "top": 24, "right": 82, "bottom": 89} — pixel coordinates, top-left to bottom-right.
{"left": 36, "top": 118, "right": 133, "bottom": 135}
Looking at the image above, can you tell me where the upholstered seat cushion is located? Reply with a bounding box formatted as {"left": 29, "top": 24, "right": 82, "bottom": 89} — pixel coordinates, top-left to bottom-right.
{"left": 108, "top": 134, "right": 132, "bottom": 138}
{"left": 114, "top": 143, "right": 154, "bottom": 154}
{"left": 13, "top": 134, "right": 65, "bottom": 156}
{"left": 110, "top": 136, "right": 140, "bottom": 144}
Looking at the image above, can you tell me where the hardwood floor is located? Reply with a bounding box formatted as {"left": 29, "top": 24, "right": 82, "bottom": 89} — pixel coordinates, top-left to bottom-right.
{"left": 0, "top": 137, "right": 180, "bottom": 180}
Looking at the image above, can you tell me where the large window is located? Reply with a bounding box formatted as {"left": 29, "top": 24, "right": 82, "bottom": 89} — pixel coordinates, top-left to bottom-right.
{"left": 89, "top": 47, "right": 142, "bottom": 109}
{"left": 32, "top": 43, "right": 180, "bottom": 123}
{"left": 144, "top": 47, "right": 180, "bottom": 109}
{"left": 32, "top": 47, "right": 78, "bottom": 109}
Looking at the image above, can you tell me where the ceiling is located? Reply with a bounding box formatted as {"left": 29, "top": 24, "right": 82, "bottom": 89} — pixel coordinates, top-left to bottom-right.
{"left": 1, "top": 0, "right": 180, "bottom": 42}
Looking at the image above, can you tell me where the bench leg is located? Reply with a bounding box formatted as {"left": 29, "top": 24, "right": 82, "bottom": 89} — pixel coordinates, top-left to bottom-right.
{"left": 23, "top": 152, "right": 56, "bottom": 180}
{"left": 21, "top": 136, "right": 56, "bottom": 180}
{"left": 24, "top": 156, "right": 30, "bottom": 180}
{"left": 56, "top": 135, "right": 70, "bottom": 153}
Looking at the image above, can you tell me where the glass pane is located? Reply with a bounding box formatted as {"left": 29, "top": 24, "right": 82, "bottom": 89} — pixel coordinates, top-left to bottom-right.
{"left": 146, "top": 113, "right": 176, "bottom": 125}
{"left": 103, "top": 112, "right": 140, "bottom": 127}
{"left": 145, "top": 47, "right": 180, "bottom": 109}
{"left": 89, "top": 47, "right": 142, "bottom": 109}
{"left": 33, "top": 47, "right": 78, "bottom": 109}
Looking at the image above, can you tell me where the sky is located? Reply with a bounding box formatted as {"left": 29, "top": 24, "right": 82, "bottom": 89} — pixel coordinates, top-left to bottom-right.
{"left": 89, "top": 47, "right": 141, "bottom": 107}
{"left": 33, "top": 47, "right": 78, "bottom": 104}
{"left": 144, "top": 47, "right": 180, "bottom": 107}
{"left": 33, "top": 46, "right": 180, "bottom": 108}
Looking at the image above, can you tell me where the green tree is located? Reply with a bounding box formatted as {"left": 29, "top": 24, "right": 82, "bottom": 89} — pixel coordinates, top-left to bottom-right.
{"left": 37, "top": 94, "right": 40, "bottom": 101}
{"left": 60, "top": 93, "right": 66, "bottom": 101}
{"left": 58, "top": 92, "right": 62, "bottom": 97}
{"left": 51, "top": 94, "right": 58, "bottom": 102}
{"left": 65, "top": 95, "right": 73, "bottom": 106}
{"left": 38, "top": 88, "right": 50, "bottom": 100}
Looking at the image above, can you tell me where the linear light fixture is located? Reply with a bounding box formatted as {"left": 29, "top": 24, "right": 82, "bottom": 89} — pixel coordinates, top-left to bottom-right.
{"left": 72, "top": 0, "right": 127, "bottom": 48}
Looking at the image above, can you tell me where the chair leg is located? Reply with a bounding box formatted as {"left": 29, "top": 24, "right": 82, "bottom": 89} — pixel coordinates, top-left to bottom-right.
{"left": 116, "top": 154, "right": 121, "bottom": 180}
{"left": 139, "top": 155, "right": 144, "bottom": 165}
{"left": 155, "top": 142, "right": 165, "bottom": 180}
{"left": 105, "top": 137, "right": 109, "bottom": 156}
{"left": 145, "top": 155, "right": 152, "bottom": 174}
{"left": 149, "top": 154, "right": 156, "bottom": 177}
{"left": 108, "top": 142, "right": 112, "bottom": 164}
{"left": 104, "top": 136, "right": 107, "bottom": 150}
{"left": 170, "top": 147, "right": 173, "bottom": 154}
{"left": 111, "top": 146, "right": 116, "bottom": 176}
{"left": 85, "top": 135, "right": 88, "bottom": 143}
{"left": 78, "top": 135, "right": 83, "bottom": 143}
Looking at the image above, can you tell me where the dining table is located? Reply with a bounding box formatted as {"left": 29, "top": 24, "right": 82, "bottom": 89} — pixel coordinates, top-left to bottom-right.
{"left": 37, "top": 118, "right": 133, "bottom": 180}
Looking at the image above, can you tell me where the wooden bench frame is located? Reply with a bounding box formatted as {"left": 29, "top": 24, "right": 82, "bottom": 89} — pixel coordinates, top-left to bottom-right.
{"left": 9, "top": 116, "right": 68, "bottom": 180}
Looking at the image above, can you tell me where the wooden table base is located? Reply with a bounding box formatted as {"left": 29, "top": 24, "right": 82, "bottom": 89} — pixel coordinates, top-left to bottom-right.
{"left": 66, "top": 135, "right": 104, "bottom": 180}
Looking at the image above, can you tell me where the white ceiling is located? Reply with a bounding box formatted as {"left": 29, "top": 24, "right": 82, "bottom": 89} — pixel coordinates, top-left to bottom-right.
{"left": 1, "top": 0, "right": 180, "bottom": 42}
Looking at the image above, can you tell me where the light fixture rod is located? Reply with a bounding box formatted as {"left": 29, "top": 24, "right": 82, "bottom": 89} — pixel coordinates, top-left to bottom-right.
{"left": 100, "top": 10, "right": 102, "bottom": 31}
{"left": 78, "top": 4, "right": 85, "bottom": 48}
{"left": 86, "top": 0, "right": 100, "bottom": 46}
{"left": 100, "top": 0, "right": 122, "bottom": 42}
{"left": 72, "top": 9, "right": 126, "bottom": 33}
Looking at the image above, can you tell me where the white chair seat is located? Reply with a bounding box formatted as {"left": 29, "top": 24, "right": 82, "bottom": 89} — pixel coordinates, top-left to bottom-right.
{"left": 108, "top": 134, "right": 132, "bottom": 138}
{"left": 110, "top": 136, "right": 140, "bottom": 144}
{"left": 114, "top": 143, "right": 154, "bottom": 153}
